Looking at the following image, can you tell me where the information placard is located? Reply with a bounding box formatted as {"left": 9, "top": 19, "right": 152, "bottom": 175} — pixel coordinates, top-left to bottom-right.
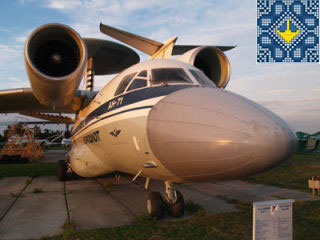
{"left": 253, "top": 199, "right": 294, "bottom": 240}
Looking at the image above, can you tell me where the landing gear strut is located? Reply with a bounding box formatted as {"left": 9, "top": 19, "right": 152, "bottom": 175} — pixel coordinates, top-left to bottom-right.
{"left": 164, "top": 181, "right": 185, "bottom": 218}
{"left": 147, "top": 181, "right": 185, "bottom": 219}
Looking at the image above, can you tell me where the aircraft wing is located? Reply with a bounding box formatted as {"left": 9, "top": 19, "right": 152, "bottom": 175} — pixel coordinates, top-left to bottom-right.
{"left": 0, "top": 88, "right": 96, "bottom": 124}
{"left": 0, "top": 23, "right": 139, "bottom": 124}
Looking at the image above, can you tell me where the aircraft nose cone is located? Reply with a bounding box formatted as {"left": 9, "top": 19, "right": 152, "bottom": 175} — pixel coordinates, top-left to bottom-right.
{"left": 147, "top": 87, "right": 296, "bottom": 182}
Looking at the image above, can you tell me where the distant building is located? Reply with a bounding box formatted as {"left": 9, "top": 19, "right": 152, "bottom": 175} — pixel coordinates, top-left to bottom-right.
{"left": 296, "top": 131, "right": 320, "bottom": 153}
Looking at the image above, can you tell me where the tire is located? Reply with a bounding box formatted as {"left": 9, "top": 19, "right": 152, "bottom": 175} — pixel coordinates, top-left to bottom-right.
{"left": 147, "top": 192, "right": 165, "bottom": 219}
{"left": 168, "top": 190, "right": 184, "bottom": 218}
{"left": 57, "top": 160, "right": 67, "bottom": 181}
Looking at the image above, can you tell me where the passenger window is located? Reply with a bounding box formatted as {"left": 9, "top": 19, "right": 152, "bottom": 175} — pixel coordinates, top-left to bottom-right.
{"left": 127, "top": 78, "right": 148, "bottom": 91}
{"left": 189, "top": 70, "right": 216, "bottom": 88}
{"left": 114, "top": 72, "right": 137, "bottom": 96}
{"left": 137, "top": 70, "right": 147, "bottom": 77}
{"left": 151, "top": 68, "right": 193, "bottom": 84}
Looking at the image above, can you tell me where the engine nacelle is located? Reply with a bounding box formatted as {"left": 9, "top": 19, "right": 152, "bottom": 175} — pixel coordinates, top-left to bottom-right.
{"left": 178, "top": 46, "right": 231, "bottom": 88}
{"left": 24, "top": 24, "right": 87, "bottom": 107}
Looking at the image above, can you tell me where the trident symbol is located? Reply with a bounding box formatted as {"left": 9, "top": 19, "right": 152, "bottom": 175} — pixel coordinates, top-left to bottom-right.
{"left": 276, "top": 18, "right": 300, "bottom": 43}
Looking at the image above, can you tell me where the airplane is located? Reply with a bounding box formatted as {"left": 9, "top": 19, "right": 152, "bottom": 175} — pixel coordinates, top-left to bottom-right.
{"left": 296, "top": 131, "right": 320, "bottom": 153}
{"left": 0, "top": 23, "right": 296, "bottom": 219}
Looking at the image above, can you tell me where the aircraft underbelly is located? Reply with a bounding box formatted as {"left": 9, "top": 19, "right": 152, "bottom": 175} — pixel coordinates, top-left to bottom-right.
{"left": 69, "top": 142, "right": 113, "bottom": 177}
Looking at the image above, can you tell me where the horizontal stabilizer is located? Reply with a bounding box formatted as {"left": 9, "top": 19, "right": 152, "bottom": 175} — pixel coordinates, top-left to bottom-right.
{"left": 100, "top": 23, "right": 163, "bottom": 56}
{"left": 172, "top": 45, "right": 236, "bottom": 55}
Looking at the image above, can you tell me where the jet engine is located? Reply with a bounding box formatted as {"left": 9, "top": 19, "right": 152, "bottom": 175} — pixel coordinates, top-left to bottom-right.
{"left": 24, "top": 23, "right": 87, "bottom": 108}
{"left": 178, "top": 47, "right": 231, "bottom": 88}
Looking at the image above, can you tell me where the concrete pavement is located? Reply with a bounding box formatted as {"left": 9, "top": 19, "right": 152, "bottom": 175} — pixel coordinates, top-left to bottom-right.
{"left": 66, "top": 179, "right": 135, "bottom": 230}
{"left": 0, "top": 177, "right": 67, "bottom": 240}
{"left": 188, "top": 180, "right": 314, "bottom": 202}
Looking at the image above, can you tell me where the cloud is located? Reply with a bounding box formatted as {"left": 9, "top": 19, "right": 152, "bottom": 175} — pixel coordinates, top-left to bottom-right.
{"left": 0, "top": 28, "right": 10, "bottom": 33}
{"left": 43, "top": 0, "right": 82, "bottom": 9}
{"left": 311, "top": 88, "right": 320, "bottom": 92}
{"left": 0, "top": 44, "right": 21, "bottom": 57}
{"left": 258, "top": 97, "right": 320, "bottom": 132}
{"left": 260, "top": 89, "right": 295, "bottom": 95}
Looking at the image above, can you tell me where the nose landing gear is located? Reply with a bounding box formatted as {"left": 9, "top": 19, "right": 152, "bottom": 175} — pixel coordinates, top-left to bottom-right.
{"left": 147, "top": 181, "right": 185, "bottom": 219}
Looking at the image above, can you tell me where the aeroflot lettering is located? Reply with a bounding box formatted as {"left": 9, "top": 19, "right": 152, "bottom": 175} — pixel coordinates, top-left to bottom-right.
{"left": 108, "top": 96, "right": 124, "bottom": 110}
{"left": 83, "top": 131, "right": 100, "bottom": 144}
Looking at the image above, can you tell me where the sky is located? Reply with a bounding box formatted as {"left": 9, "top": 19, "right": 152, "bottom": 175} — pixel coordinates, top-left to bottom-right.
{"left": 0, "top": 0, "right": 319, "bottom": 133}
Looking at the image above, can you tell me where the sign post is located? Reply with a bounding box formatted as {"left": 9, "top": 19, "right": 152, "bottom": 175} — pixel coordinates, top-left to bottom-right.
{"left": 253, "top": 199, "right": 294, "bottom": 240}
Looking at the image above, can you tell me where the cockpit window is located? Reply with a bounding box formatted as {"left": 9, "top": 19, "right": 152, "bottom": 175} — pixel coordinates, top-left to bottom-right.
{"left": 151, "top": 68, "right": 193, "bottom": 84}
{"left": 127, "top": 78, "right": 148, "bottom": 91}
{"left": 115, "top": 72, "right": 137, "bottom": 96}
{"left": 189, "top": 70, "right": 216, "bottom": 88}
{"left": 137, "top": 70, "right": 147, "bottom": 77}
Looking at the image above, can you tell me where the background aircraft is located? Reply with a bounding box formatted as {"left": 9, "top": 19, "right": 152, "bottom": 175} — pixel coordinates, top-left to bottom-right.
{"left": 296, "top": 131, "right": 320, "bottom": 153}
{"left": 0, "top": 23, "right": 296, "bottom": 219}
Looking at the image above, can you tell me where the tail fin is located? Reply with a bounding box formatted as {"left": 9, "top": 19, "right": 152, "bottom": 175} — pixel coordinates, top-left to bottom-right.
{"left": 100, "top": 23, "right": 177, "bottom": 59}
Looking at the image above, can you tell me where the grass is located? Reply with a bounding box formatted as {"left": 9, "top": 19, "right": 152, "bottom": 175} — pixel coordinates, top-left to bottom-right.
{"left": 185, "top": 200, "right": 206, "bottom": 216}
{"left": 61, "top": 221, "right": 76, "bottom": 238}
{"left": 0, "top": 162, "right": 58, "bottom": 179}
{"left": 101, "top": 181, "right": 114, "bottom": 193}
{"left": 43, "top": 145, "right": 69, "bottom": 151}
{"left": 41, "top": 210, "right": 252, "bottom": 240}
{"left": 10, "top": 192, "right": 23, "bottom": 198}
{"left": 40, "top": 200, "right": 320, "bottom": 240}
{"left": 244, "top": 153, "right": 320, "bottom": 191}
{"left": 33, "top": 188, "right": 43, "bottom": 194}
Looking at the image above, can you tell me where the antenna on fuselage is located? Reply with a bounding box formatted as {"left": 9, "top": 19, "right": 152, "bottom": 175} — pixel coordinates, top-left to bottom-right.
{"left": 99, "top": 23, "right": 177, "bottom": 59}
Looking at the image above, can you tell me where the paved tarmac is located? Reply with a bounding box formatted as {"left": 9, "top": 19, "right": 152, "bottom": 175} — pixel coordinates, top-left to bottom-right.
{"left": 0, "top": 150, "right": 317, "bottom": 239}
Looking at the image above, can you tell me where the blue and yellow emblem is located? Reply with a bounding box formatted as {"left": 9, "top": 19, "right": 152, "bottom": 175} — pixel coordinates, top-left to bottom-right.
{"left": 257, "top": 0, "right": 319, "bottom": 63}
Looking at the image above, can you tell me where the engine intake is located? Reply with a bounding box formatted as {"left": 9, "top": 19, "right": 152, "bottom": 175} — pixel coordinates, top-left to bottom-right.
{"left": 25, "top": 24, "right": 87, "bottom": 107}
{"left": 178, "top": 46, "right": 231, "bottom": 88}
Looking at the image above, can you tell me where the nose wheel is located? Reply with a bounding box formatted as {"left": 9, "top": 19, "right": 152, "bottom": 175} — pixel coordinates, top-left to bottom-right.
{"left": 147, "top": 181, "right": 184, "bottom": 219}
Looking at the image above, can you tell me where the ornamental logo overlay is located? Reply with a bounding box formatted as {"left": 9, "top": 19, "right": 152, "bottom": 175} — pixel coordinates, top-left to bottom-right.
{"left": 257, "top": 0, "right": 319, "bottom": 63}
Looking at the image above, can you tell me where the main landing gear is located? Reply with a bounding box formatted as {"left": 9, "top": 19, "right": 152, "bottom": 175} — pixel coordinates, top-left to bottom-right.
{"left": 57, "top": 160, "right": 68, "bottom": 181}
{"left": 147, "top": 181, "right": 184, "bottom": 219}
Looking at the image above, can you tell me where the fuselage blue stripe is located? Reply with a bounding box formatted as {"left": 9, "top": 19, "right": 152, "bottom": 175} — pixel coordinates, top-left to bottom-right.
{"left": 72, "top": 84, "right": 195, "bottom": 136}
